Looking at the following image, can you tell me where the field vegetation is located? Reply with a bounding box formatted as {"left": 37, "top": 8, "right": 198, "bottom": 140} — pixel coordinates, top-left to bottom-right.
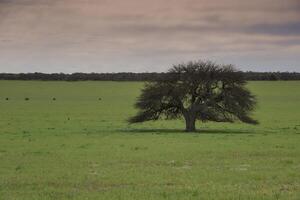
{"left": 0, "top": 81, "right": 299, "bottom": 199}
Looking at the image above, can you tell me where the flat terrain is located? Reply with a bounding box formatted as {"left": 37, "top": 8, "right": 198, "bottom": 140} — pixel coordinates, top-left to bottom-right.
{"left": 0, "top": 81, "right": 299, "bottom": 200}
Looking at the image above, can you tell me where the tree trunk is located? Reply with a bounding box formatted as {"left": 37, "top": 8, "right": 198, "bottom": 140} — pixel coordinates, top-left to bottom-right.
{"left": 184, "top": 113, "right": 196, "bottom": 132}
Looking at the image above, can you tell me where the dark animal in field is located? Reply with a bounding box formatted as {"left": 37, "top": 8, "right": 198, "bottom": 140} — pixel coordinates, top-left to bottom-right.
{"left": 53, "top": 98, "right": 56, "bottom": 101}
{"left": 129, "top": 60, "right": 258, "bottom": 132}
{"left": 98, "top": 98, "right": 102, "bottom": 100}
{"left": 5, "top": 98, "right": 9, "bottom": 100}
{"left": 25, "top": 98, "right": 30, "bottom": 101}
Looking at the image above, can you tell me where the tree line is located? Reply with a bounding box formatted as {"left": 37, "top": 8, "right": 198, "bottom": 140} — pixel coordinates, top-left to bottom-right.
{"left": 0, "top": 71, "right": 299, "bottom": 81}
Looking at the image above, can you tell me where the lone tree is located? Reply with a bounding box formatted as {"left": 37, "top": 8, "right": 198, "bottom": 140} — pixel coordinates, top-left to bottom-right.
{"left": 129, "top": 61, "right": 258, "bottom": 132}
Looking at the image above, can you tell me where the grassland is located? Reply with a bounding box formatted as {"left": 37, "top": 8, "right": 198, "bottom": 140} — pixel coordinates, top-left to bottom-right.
{"left": 0, "top": 81, "right": 299, "bottom": 200}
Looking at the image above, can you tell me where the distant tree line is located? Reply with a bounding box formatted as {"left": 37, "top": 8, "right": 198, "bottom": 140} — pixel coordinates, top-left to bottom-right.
{"left": 243, "top": 72, "right": 300, "bottom": 81}
{"left": 0, "top": 71, "right": 299, "bottom": 81}
{"left": 0, "top": 72, "right": 163, "bottom": 81}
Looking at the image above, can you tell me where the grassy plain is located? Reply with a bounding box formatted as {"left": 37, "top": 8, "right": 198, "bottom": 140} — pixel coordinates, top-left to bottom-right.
{"left": 0, "top": 81, "right": 299, "bottom": 199}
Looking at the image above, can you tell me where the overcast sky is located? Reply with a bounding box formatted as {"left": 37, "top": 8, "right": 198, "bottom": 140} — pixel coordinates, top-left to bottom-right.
{"left": 0, "top": 0, "right": 300, "bottom": 73}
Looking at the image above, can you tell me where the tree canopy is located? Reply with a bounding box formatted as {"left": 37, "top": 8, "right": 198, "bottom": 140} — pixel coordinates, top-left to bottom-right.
{"left": 129, "top": 61, "right": 258, "bottom": 132}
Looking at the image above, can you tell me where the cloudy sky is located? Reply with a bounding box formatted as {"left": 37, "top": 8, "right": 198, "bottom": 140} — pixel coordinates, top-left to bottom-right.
{"left": 0, "top": 0, "right": 300, "bottom": 73}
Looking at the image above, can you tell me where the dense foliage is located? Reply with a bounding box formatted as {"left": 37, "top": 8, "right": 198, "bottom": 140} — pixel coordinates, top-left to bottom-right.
{"left": 129, "top": 61, "right": 258, "bottom": 132}
{"left": 0, "top": 71, "right": 299, "bottom": 81}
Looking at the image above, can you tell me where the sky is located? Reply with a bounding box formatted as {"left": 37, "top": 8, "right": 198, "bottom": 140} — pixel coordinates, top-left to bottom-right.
{"left": 0, "top": 0, "right": 300, "bottom": 73}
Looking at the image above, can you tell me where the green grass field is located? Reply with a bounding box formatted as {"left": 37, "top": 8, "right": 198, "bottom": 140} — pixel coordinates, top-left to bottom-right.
{"left": 0, "top": 81, "right": 299, "bottom": 200}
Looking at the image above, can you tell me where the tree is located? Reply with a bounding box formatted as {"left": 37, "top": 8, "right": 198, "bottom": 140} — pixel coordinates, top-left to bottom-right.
{"left": 129, "top": 61, "right": 258, "bottom": 132}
